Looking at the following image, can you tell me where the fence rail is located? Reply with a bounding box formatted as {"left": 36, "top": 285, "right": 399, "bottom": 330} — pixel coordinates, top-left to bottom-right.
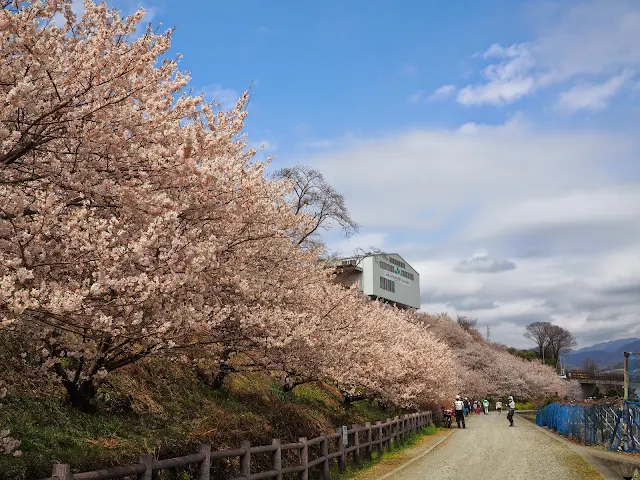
{"left": 42, "top": 411, "right": 433, "bottom": 480}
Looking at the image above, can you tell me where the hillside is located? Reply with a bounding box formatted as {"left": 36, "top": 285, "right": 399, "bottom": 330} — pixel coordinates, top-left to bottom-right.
{"left": 0, "top": 335, "right": 409, "bottom": 479}
{"left": 562, "top": 338, "right": 640, "bottom": 370}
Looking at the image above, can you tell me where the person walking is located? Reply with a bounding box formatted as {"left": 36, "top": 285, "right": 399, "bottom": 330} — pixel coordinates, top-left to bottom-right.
{"left": 463, "top": 397, "right": 470, "bottom": 417}
{"left": 482, "top": 398, "right": 489, "bottom": 415}
{"left": 507, "top": 395, "right": 516, "bottom": 426}
{"left": 496, "top": 399, "right": 502, "bottom": 414}
{"left": 454, "top": 395, "right": 466, "bottom": 429}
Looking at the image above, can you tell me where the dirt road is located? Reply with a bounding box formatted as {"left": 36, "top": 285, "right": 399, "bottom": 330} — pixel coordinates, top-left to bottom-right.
{"left": 375, "top": 413, "right": 601, "bottom": 480}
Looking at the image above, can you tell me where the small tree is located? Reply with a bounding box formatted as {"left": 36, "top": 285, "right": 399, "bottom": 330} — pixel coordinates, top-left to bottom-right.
{"left": 456, "top": 315, "right": 478, "bottom": 331}
{"left": 523, "top": 322, "right": 553, "bottom": 359}
{"left": 547, "top": 325, "right": 577, "bottom": 361}
{"left": 272, "top": 165, "right": 359, "bottom": 250}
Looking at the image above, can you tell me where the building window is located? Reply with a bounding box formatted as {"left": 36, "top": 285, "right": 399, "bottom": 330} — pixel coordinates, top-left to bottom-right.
{"left": 379, "top": 261, "right": 394, "bottom": 272}
{"left": 341, "top": 259, "right": 357, "bottom": 266}
{"left": 380, "top": 276, "right": 395, "bottom": 293}
{"left": 389, "top": 257, "right": 406, "bottom": 269}
{"left": 400, "top": 270, "right": 415, "bottom": 281}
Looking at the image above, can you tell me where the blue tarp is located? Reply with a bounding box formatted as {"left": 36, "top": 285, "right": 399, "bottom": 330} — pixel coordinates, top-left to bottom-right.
{"left": 536, "top": 401, "right": 640, "bottom": 452}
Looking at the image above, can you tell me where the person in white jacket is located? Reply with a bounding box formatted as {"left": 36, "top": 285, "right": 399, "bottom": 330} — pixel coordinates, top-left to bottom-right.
{"left": 454, "top": 395, "right": 465, "bottom": 429}
{"left": 507, "top": 396, "right": 516, "bottom": 426}
{"left": 495, "top": 400, "right": 502, "bottom": 414}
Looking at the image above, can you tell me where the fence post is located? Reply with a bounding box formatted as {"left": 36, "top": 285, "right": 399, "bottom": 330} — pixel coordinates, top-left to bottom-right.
{"left": 321, "top": 433, "right": 330, "bottom": 480}
{"left": 197, "top": 444, "right": 211, "bottom": 480}
{"left": 387, "top": 418, "right": 393, "bottom": 450}
{"left": 336, "top": 428, "right": 346, "bottom": 472}
{"left": 138, "top": 454, "right": 153, "bottom": 480}
{"left": 241, "top": 440, "right": 251, "bottom": 480}
{"left": 272, "top": 439, "right": 282, "bottom": 480}
{"left": 352, "top": 424, "right": 360, "bottom": 465}
{"left": 299, "top": 437, "right": 308, "bottom": 480}
{"left": 365, "top": 422, "right": 372, "bottom": 460}
{"left": 393, "top": 418, "right": 398, "bottom": 448}
{"left": 51, "top": 464, "right": 71, "bottom": 480}
{"left": 375, "top": 421, "right": 382, "bottom": 453}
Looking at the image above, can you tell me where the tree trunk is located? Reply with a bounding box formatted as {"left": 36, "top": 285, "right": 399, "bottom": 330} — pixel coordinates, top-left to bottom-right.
{"left": 62, "top": 379, "right": 98, "bottom": 412}
{"left": 212, "top": 361, "right": 234, "bottom": 390}
{"left": 343, "top": 393, "right": 368, "bottom": 406}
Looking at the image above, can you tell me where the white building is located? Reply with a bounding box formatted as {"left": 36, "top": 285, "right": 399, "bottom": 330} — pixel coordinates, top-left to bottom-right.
{"left": 331, "top": 253, "right": 420, "bottom": 310}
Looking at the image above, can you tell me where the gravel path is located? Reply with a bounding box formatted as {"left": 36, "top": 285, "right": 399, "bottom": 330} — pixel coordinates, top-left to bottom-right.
{"left": 380, "top": 412, "right": 601, "bottom": 480}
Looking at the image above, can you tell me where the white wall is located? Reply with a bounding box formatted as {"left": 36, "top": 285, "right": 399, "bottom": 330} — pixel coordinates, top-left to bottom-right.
{"left": 365, "top": 254, "right": 420, "bottom": 309}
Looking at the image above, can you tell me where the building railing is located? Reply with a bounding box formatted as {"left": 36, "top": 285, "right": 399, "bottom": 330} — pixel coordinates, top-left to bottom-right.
{"left": 566, "top": 370, "right": 640, "bottom": 383}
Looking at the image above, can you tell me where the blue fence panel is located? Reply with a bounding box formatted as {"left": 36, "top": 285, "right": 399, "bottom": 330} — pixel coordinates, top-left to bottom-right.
{"left": 536, "top": 401, "right": 640, "bottom": 452}
{"left": 616, "top": 400, "right": 640, "bottom": 453}
{"left": 538, "top": 401, "right": 640, "bottom": 452}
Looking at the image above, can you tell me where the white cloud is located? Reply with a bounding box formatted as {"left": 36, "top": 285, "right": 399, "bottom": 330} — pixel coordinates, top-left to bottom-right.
{"left": 556, "top": 71, "right": 634, "bottom": 111}
{"left": 464, "top": 187, "right": 640, "bottom": 242}
{"left": 453, "top": 1, "right": 640, "bottom": 108}
{"left": 457, "top": 78, "right": 535, "bottom": 105}
{"left": 429, "top": 85, "right": 456, "bottom": 101}
{"left": 457, "top": 44, "right": 537, "bottom": 105}
{"left": 307, "top": 118, "right": 635, "bottom": 229}
{"left": 454, "top": 253, "right": 516, "bottom": 273}
{"left": 306, "top": 117, "right": 640, "bottom": 347}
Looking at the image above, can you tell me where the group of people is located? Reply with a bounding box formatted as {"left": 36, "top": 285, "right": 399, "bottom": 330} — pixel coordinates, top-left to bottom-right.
{"left": 452, "top": 395, "right": 516, "bottom": 428}
{"left": 460, "top": 397, "right": 490, "bottom": 416}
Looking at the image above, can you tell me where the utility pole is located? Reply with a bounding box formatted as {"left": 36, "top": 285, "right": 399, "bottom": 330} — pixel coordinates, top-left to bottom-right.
{"left": 624, "top": 352, "right": 629, "bottom": 401}
{"left": 486, "top": 326, "right": 490, "bottom": 341}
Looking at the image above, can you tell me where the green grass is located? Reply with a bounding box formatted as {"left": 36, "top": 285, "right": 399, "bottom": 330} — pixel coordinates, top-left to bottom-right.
{"left": 516, "top": 401, "right": 537, "bottom": 410}
{"left": 330, "top": 425, "right": 440, "bottom": 479}
{"left": 0, "top": 355, "right": 408, "bottom": 479}
{"left": 519, "top": 412, "right": 538, "bottom": 423}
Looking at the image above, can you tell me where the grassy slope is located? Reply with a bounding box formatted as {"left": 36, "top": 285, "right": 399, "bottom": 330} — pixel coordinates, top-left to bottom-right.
{"left": 0, "top": 343, "right": 407, "bottom": 479}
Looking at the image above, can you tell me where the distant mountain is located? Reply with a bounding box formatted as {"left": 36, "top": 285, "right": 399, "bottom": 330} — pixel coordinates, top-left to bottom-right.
{"left": 562, "top": 338, "right": 640, "bottom": 370}
{"left": 574, "top": 338, "right": 640, "bottom": 354}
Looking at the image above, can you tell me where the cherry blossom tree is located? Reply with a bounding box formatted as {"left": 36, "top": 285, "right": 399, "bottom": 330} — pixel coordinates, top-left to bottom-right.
{"left": 411, "top": 313, "right": 573, "bottom": 401}
{"left": 0, "top": 0, "right": 571, "bottom": 416}
{"left": 0, "top": 0, "right": 312, "bottom": 409}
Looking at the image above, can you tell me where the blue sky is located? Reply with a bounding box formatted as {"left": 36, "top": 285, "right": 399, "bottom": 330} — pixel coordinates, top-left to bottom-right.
{"left": 105, "top": 0, "right": 640, "bottom": 349}
{"left": 135, "top": 1, "right": 541, "bottom": 142}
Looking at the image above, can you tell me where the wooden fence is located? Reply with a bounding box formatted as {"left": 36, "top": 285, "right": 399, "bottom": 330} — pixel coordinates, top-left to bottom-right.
{"left": 43, "top": 411, "right": 433, "bottom": 480}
